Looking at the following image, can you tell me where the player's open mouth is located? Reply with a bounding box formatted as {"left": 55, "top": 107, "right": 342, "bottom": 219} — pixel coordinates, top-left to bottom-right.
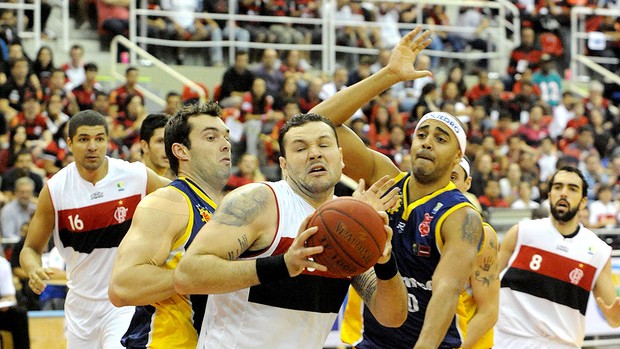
{"left": 308, "top": 164, "right": 327, "bottom": 174}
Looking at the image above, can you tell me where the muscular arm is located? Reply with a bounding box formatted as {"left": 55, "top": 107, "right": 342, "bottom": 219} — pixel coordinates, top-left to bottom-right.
{"left": 109, "top": 188, "right": 189, "bottom": 306}
{"left": 415, "top": 207, "right": 483, "bottom": 349}
{"left": 146, "top": 167, "right": 172, "bottom": 194}
{"left": 351, "top": 267, "right": 407, "bottom": 328}
{"left": 594, "top": 258, "right": 620, "bottom": 327}
{"left": 19, "top": 185, "right": 55, "bottom": 295}
{"left": 173, "top": 184, "right": 280, "bottom": 295}
{"left": 461, "top": 225, "right": 500, "bottom": 349}
{"left": 498, "top": 224, "right": 519, "bottom": 273}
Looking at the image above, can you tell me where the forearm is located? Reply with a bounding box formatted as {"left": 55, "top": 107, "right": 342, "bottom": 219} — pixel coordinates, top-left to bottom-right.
{"left": 414, "top": 283, "right": 462, "bottom": 349}
{"left": 310, "top": 68, "right": 400, "bottom": 125}
{"left": 460, "top": 310, "right": 497, "bottom": 349}
{"left": 110, "top": 265, "right": 178, "bottom": 306}
{"left": 174, "top": 254, "right": 260, "bottom": 295}
{"left": 368, "top": 274, "right": 408, "bottom": 327}
{"left": 19, "top": 247, "right": 43, "bottom": 275}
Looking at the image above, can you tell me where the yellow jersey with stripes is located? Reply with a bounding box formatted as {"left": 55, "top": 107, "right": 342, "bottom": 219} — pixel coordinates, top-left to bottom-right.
{"left": 121, "top": 177, "right": 217, "bottom": 349}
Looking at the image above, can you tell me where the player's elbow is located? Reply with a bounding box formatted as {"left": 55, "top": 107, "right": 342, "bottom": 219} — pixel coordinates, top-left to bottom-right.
{"left": 172, "top": 264, "right": 193, "bottom": 295}
{"left": 374, "top": 304, "right": 408, "bottom": 328}
{"left": 108, "top": 283, "right": 131, "bottom": 307}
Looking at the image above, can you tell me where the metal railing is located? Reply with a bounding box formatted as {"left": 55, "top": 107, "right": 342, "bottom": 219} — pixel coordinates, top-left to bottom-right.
{"left": 570, "top": 6, "right": 620, "bottom": 86}
{"left": 0, "top": 0, "right": 41, "bottom": 50}
{"left": 127, "top": 0, "right": 520, "bottom": 74}
{"left": 110, "top": 35, "right": 207, "bottom": 108}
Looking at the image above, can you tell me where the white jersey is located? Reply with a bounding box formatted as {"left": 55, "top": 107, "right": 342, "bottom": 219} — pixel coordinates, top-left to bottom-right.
{"left": 496, "top": 218, "right": 611, "bottom": 348}
{"left": 199, "top": 180, "right": 351, "bottom": 349}
{"left": 47, "top": 157, "right": 147, "bottom": 300}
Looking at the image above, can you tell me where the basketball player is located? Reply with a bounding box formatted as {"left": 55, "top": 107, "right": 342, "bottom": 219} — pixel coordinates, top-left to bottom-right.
{"left": 139, "top": 113, "right": 176, "bottom": 180}
{"left": 109, "top": 103, "right": 231, "bottom": 348}
{"left": 312, "top": 26, "right": 483, "bottom": 348}
{"left": 20, "top": 110, "right": 170, "bottom": 349}
{"left": 496, "top": 166, "right": 620, "bottom": 348}
{"left": 451, "top": 157, "right": 499, "bottom": 349}
{"left": 174, "top": 113, "right": 407, "bottom": 348}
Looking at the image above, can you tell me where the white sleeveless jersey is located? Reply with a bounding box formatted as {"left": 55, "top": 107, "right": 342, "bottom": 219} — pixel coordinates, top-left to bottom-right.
{"left": 496, "top": 217, "right": 611, "bottom": 347}
{"left": 199, "top": 180, "right": 351, "bottom": 349}
{"left": 47, "top": 157, "right": 147, "bottom": 300}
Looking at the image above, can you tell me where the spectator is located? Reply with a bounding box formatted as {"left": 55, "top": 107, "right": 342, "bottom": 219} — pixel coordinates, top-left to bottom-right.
{"left": 0, "top": 57, "right": 39, "bottom": 123}
{"left": 410, "top": 81, "right": 440, "bottom": 123}
{"left": 240, "top": 78, "right": 273, "bottom": 163}
{"left": 109, "top": 66, "right": 143, "bottom": 114}
{"left": 511, "top": 181, "right": 541, "bottom": 209}
{"left": 71, "top": 62, "right": 102, "bottom": 111}
{"left": 465, "top": 69, "right": 491, "bottom": 101}
{"left": 112, "top": 94, "right": 147, "bottom": 149}
{"left": 253, "top": 48, "right": 284, "bottom": 97}
{"left": 163, "top": 91, "right": 181, "bottom": 115}
{"left": 499, "top": 163, "right": 523, "bottom": 205}
{"left": 10, "top": 222, "right": 41, "bottom": 311}
{"left": 538, "top": 136, "right": 559, "bottom": 183}
{"left": 218, "top": 51, "right": 254, "bottom": 108}
{"left": 224, "top": 153, "right": 265, "bottom": 192}
{"left": 478, "top": 176, "right": 510, "bottom": 211}
{"left": 299, "top": 77, "right": 323, "bottom": 113}
{"left": 506, "top": 27, "right": 543, "bottom": 85}
{"left": 0, "top": 177, "right": 36, "bottom": 241}
{"left": 532, "top": 54, "right": 563, "bottom": 107}
{"left": 582, "top": 153, "right": 611, "bottom": 200}
{"left": 32, "top": 46, "right": 55, "bottom": 89}
{"left": 1, "top": 150, "right": 44, "bottom": 197}
{"left": 549, "top": 91, "right": 576, "bottom": 140}
{"left": 489, "top": 112, "right": 515, "bottom": 148}
{"left": 563, "top": 125, "right": 599, "bottom": 164}
{"left": 60, "top": 44, "right": 85, "bottom": 91}
{"left": 479, "top": 80, "right": 514, "bottom": 123}
{"left": 452, "top": 7, "right": 491, "bottom": 69}
{"left": 589, "top": 184, "right": 618, "bottom": 229}
{"left": 391, "top": 54, "right": 434, "bottom": 113}
{"left": 0, "top": 125, "right": 28, "bottom": 174}
{"left": 516, "top": 104, "right": 550, "bottom": 147}
{"left": 9, "top": 90, "right": 47, "bottom": 141}
{"left": 590, "top": 108, "right": 615, "bottom": 158}
{"left": 43, "top": 93, "right": 70, "bottom": 135}
{"left": 0, "top": 255, "right": 30, "bottom": 349}
{"left": 43, "top": 69, "right": 79, "bottom": 117}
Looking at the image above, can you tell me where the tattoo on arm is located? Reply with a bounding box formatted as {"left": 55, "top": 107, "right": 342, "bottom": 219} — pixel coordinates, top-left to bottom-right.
{"left": 226, "top": 235, "right": 249, "bottom": 261}
{"left": 480, "top": 257, "right": 493, "bottom": 272}
{"left": 489, "top": 237, "right": 497, "bottom": 250}
{"left": 461, "top": 210, "right": 483, "bottom": 246}
{"left": 474, "top": 270, "right": 495, "bottom": 287}
{"left": 213, "top": 188, "right": 269, "bottom": 227}
{"left": 352, "top": 270, "right": 378, "bottom": 305}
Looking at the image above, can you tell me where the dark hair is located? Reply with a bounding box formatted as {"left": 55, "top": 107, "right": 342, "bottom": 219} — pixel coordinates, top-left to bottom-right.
{"left": 548, "top": 166, "right": 588, "bottom": 198}
{"left": 84, "top": 62, "right": 98, "bottom": 72}
{"left": 140, "top": 113, "right": 169, "bottom": 142}
{"left": 68, "top": 110, "right": 108, "bottom": 139}
{"left": 125, "top": 66, "right": 138, "bottom": 75}
{"left": 165, "top": 101, "right": 222, "bottom": 175}
{"left": 277, "top": 113, "right": 339, "bottom": 158}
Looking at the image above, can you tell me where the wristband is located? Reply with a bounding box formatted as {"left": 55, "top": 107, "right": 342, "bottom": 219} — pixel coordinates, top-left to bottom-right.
{"left": 256, "top": 254, "right": 290, "bottom": 284}
{"left": 374, "top": 252, "right": 398, "bottom": 280}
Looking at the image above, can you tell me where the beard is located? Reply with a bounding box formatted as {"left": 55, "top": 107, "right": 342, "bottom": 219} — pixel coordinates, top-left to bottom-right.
{"left": 550, "top": 201, "right": 580, "bottom": 223}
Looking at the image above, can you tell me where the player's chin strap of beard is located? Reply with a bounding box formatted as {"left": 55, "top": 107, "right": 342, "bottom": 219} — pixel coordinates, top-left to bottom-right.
{"left": 414, "top": 112, "right": 467, "bottom": 157}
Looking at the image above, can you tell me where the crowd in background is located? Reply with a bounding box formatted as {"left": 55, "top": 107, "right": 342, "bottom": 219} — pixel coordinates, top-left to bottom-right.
{"left": 0, "top": 0, "right": 620, "bottom": 313}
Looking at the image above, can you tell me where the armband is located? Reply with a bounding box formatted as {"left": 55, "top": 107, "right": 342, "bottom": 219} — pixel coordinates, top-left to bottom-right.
{"left": 256, "top": 254, "right": 290, "bottom": 284}
{"left": 373, "top": 252, "right": 398, "bottom": 280}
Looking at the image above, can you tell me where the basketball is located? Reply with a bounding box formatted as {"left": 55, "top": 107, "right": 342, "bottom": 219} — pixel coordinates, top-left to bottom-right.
{"left": 306, "top": 197, "right": 387, "bottom": 278}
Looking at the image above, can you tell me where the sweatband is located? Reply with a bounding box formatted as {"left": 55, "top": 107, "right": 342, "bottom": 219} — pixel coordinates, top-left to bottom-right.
{"left": 374, "top": 252, "right": 398, "bottom": 280}
{"left": 256, "top": 254, "right": 290, "bottom": 284}
{"left": 414, "top": 112, "right": 467, "bottom": 155}
{"left": 459, "top": 157, "right": 471, "bottom": 177}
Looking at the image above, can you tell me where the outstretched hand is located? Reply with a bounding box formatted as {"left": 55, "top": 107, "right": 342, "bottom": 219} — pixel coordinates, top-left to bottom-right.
{"left": 352, "top": 175, "right": 400, "bottom": 212}
{"left": 376, "top": 211, "right": 394, "bottom": 265}
{"left": 284, "top": 215, "right": 328, "bottom": 277}
{"left": 596, "top": 296, "right": 620, "bottom": 327}
{"left": 386, "top": 26, "right": 433, "bottom": 83}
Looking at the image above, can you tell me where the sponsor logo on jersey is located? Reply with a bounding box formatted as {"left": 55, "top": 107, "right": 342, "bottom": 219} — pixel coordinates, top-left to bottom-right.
{"left": 412, "top": 243, "right": 431, "bottom": 257}
{"left": 90, "top": 191, "right": 103, "bottom": 200}
{"left": 396, "top": 221, "right": 406, "bottom": 234}
{"left": 556, "top": 244, "right": 569, "bottom": 252}
{"left": 431, "top": 202, "right": 443, "bottom": 215}
{"left": 197, "top": 204, "right": 212, "bottom": 223}
{"left": 419, "top": 213, "right": 433, "bottom": 237}
{"left": 117, "top": 181, "right": 125, "bottom": 191}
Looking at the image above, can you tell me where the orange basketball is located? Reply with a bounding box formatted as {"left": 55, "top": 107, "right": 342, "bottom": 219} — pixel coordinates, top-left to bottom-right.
{"left": 306, "top": 197, "right": 387, "bottom": 278}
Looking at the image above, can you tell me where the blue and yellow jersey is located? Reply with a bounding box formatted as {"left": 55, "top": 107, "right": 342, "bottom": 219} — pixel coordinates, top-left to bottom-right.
{"left": 121, "top": 177, "right": 217, "bottom": 349}
{"left": 349, "top": 172, "right": 475, "bottom": 349}
{"left": 456, "top": 222, "right": 497, "bottom": 349}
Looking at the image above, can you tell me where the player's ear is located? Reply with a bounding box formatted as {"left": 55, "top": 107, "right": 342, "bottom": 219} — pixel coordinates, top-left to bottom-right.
{"left": 172, "top": 143, "right": 189, "bottom": 161}
{"left": 279, "top": 156, "right": 287, "bottom": 172}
